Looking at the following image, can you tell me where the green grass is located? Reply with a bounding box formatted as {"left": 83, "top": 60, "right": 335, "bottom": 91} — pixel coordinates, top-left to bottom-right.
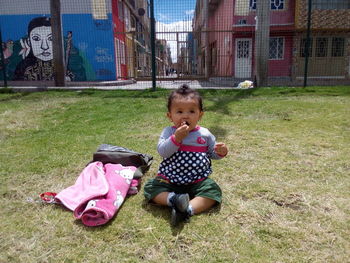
{"left": 0, "top": 86, "right": 349, "bottom": 263}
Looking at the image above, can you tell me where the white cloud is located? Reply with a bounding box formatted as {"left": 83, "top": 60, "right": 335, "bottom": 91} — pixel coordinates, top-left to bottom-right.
{"left": 157, "top": 13, "right": 170, "bottom": 22}
{"left": 185, "top": 10, "right": 195, "bottom": 16}
{"left": 156, "top": 20, "right": 193, "bottom": 62}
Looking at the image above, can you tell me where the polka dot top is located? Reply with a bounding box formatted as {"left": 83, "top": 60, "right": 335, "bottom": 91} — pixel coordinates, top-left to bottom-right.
{"left": 157, "top": 126, "right": 224, "bottom": 185}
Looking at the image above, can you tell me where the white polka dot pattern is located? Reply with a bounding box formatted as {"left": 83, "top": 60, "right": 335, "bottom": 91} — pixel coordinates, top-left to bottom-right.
{"left": 158, "top": 151, "right": 212, "bottom": 185}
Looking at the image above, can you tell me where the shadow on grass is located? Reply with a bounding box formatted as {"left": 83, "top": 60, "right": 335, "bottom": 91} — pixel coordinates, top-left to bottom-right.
{"left": 0, "top": 90, "right": 31, "bottom": 102}
{"left": 205, "top": 87, "right": 259, "bottom": 115}
{"left": 203, "top": 87, "right": 260, "bottom": 140}
{"left": 141, "top": 199, "right": 191, "bottom": 234}
{"left": 141, "top": 200, "right": 171, "bottom": 220}
{"left": 141, "top": 199, "right": 222, "bottom": 235}
{"left": 77, "top": 88, "right": 170, "bottom": 99}
{"left": 73, "top": 87, "right": 261, "bottom": 104}
{"left": 207, "top": 126, "right": 228, "bottom": 141}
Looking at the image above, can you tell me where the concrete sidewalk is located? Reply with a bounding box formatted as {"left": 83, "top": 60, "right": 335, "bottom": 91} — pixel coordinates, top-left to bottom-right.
{"left": 5, "top": 79, "right": 137, "bottom": 92}
{"left": 5, "top": 79, "right": 244, "bottom": 92}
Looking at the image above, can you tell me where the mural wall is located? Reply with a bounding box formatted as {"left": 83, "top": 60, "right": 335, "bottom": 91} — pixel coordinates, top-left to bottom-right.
{"left": 0, "top": 0, "right": 117, "bottom": 81}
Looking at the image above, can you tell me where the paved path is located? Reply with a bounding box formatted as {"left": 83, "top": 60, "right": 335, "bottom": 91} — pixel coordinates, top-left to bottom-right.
{"left": 6, "top": 79, "right": 241, "bottom": 92}
{"left": 119, "top": 80, "right": 236, "bottom": 90}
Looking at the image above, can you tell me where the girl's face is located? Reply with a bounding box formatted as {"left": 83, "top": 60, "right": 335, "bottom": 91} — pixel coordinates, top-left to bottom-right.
{"left": 29, "top": 26, "right": 53, "bottom": 61}
{"left": 167, "top": 97, "right": 204, "bottom": 130}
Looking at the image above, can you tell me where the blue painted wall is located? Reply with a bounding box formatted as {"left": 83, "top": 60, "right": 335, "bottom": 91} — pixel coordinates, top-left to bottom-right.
{"left": 0, "top": 13, "right": 117, "bottom": 81}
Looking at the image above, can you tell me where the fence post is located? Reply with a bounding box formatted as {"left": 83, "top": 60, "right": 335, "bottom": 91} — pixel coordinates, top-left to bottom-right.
{"left": 303, "top": 0, "right": 312, "bottom": 88}
{"left": 150, "top": 0, "right": 156, "bottom": 91}
{"left": 254, "top": 0, "right": 270, "bottom": 87}
{"left": 50, "top": 0, "right": 66, "bottom": 87}
{"left": 0, "top": 27, "right": 8, "bottom": 88}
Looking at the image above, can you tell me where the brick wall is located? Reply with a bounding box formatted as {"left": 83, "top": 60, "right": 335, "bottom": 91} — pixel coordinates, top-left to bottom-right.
{"left": 295, "top": 0, "right": 350, "bottom": 30}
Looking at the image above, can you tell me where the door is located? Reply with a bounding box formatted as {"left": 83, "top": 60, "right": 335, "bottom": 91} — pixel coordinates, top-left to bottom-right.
{"left": 235, "top": 38, "right": 252, "bottom": 78}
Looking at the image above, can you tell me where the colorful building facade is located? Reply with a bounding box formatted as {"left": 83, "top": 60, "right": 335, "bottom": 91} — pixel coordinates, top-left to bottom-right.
{"left": 293, "top": 0, "right": 350, "bottom": 80}
{"left": 0, "top": 0, "right": 128, "bottom": 82}
{"left": 194, "top": 0, "right": 350, "bottom": 82}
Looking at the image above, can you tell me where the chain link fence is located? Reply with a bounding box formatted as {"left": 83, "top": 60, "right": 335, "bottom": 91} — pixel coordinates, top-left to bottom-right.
{"left": 0, "top": 0, "right": 349, "bottom": 88}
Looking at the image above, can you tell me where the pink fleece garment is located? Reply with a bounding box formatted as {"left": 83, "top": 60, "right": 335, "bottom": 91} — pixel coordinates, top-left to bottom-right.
{"left": 55, "top": 162, "right": 108, "bottom": 211}
{"left": 74, "top": 163, "right": 137, "bottom": 226}
{"left": 55, "top": 162, "right": 138, "bottom": 226}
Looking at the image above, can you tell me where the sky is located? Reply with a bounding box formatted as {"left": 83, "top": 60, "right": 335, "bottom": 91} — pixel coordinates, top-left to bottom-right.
{"left": 154, "top": 0, "right": 196, "bottom": 62}
{"left": 154, "top": 0, "right": 196, "bottom": 24}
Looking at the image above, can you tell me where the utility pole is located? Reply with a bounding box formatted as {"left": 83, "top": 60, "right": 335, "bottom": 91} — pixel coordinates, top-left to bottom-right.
{"left": 254, "top": 0, "right": 270, "bottom": 87}
{"left": 50, "top": 0, "right": 66, "bottom": 87}
{"left": 150, "top": 0, "right": 157, "bottom": 91}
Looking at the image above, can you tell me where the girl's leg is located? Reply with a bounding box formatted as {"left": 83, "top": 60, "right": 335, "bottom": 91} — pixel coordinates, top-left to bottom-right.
{"left": 152, "top": 192, "right": 169, "bottom": 206}
{"left": 189, "top": 196, "right": 216, "bottom": 214}
{"left": 153, "top": 192, "right": 190, "bottom": 212}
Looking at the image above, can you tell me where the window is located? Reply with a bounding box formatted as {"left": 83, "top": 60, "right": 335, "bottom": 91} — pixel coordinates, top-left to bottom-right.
{"left": 118, "top": 1, "right": 124, "bottom": 21}
{"left": 250, "top": 0, "right": 285, "bottom": 10}
{"left": 131, "top": 16, "right": 136, "bottom": 29}
{"left": 331, "top": 37, "right": 345, "bottom": 57}
{"left": 269, "top": 37, "right": 284, "bottom": 59}
{"left": 315, "top": 38, "right": 328, "bottom": 57}
{"left": 211, "top": 44, "right": 217, "bottom": 67}
{"left": 299, "top": 37, "right": 345, "bottom": 58}
{"left": 92, "top": 0, "right": 108, "bottom": 19}
{"left": 237, "top": 40, "right": 250, "bottom": 58}
{"left": 271, "top": 0, "right": 284, "bottom": 10}
{"left": 312, "top": 0, "right": 350, "bottom": 10}
{"left": 300, "top": 38, "right": 313, "bottom": 57}
{"left": 128, "top": 0, "right": 136, "bottom": 9}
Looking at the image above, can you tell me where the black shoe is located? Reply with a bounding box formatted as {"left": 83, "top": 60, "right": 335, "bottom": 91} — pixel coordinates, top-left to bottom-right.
{"left": 169, "top": 193, "right": 189, "bottom": 213}
{"left": 171, "top": 207, "right": 190, "bottom": 227}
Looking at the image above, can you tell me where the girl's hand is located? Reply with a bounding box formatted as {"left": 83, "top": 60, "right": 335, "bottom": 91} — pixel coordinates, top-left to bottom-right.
{"left": 215, "top": 143, "right": 228, "bottom": 157}
{"left": 174, "top": 122, "right": 190, "bottom": 143}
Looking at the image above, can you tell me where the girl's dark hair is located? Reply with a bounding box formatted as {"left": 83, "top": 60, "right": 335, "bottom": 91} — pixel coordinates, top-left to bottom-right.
{"left": 167, "top": 84, "right": 203, "bottom": 112}
{"left": 28, "top": 16, "right": 51, "bottom": 36}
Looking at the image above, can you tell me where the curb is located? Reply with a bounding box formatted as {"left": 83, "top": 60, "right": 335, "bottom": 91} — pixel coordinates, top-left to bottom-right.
{"left": 5, "top": 79, "right": 137, "bottom": 92}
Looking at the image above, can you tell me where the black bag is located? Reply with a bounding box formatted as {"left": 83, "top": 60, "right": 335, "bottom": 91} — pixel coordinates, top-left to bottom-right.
{"left": 92, "top": 144, "right": 153, "bottom": 179}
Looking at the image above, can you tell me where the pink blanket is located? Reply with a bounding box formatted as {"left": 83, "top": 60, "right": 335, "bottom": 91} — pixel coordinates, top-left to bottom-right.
{"left": 56, "top": 162, "right": 138, "bottom": 226}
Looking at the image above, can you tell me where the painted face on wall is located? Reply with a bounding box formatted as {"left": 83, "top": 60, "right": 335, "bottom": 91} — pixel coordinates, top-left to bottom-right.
{"left": 29, "top": 26, "right": 53, "bottom": 61}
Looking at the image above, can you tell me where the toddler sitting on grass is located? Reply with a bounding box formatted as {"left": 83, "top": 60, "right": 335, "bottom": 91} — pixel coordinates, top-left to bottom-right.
{"left": 144, "top": 85, "right": 228, "bottom": 226}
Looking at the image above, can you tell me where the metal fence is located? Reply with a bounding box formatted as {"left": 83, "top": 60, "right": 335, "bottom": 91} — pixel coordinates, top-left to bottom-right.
{"left": 0, "top": 0, "right": 350, "bottom": 88}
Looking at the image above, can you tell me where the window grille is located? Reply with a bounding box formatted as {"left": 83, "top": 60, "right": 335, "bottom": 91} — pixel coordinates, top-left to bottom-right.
{"left": 250, "top": 0, "right": 285, "bottom": 10}
{"left": 237, "top": 41, "right": 250, "bottom": 58}
{"left": 300, "top": 38, "right": 313, "bottom": 57}
{"left": 331, "top": 37, "right": 345, "bottom": 57}
{"left": 315, "top": 38, "right": 328, "bottom": 57}
{"left": 269, "top": 37, "right": 284, "bottom": 59}
{"left": 270, "top": 0, "right": 284, "bottom": 10}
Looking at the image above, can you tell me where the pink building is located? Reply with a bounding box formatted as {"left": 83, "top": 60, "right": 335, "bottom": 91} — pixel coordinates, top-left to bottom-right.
{"left": 232, "top": 0, "right": 295, "bottom": 79}
{"left": 208, "top": 0, "right": 234, "bottom": 76}
{"left": 194, "top": 0, "right": 295, "bottom": 79}
{"left": 112, "top": 0, "right": 128, "bottom": 79}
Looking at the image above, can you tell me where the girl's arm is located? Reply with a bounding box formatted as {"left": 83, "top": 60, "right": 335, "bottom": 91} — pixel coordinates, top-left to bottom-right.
{"left": 157, "top": 127, "right": 180, "bottom": 158}
{"left": 208, "top": 133, "right": 228, "bottom": 159}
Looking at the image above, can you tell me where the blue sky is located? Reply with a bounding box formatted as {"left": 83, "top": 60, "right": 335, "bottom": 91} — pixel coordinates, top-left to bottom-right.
{"left": 154, "top": 0, "right": 196, "bottom": 23}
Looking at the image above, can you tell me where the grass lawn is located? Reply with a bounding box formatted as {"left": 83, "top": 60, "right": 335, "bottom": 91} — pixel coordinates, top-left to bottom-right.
{"left": 0, "top": 86, "right": 349, "bottom": 263}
